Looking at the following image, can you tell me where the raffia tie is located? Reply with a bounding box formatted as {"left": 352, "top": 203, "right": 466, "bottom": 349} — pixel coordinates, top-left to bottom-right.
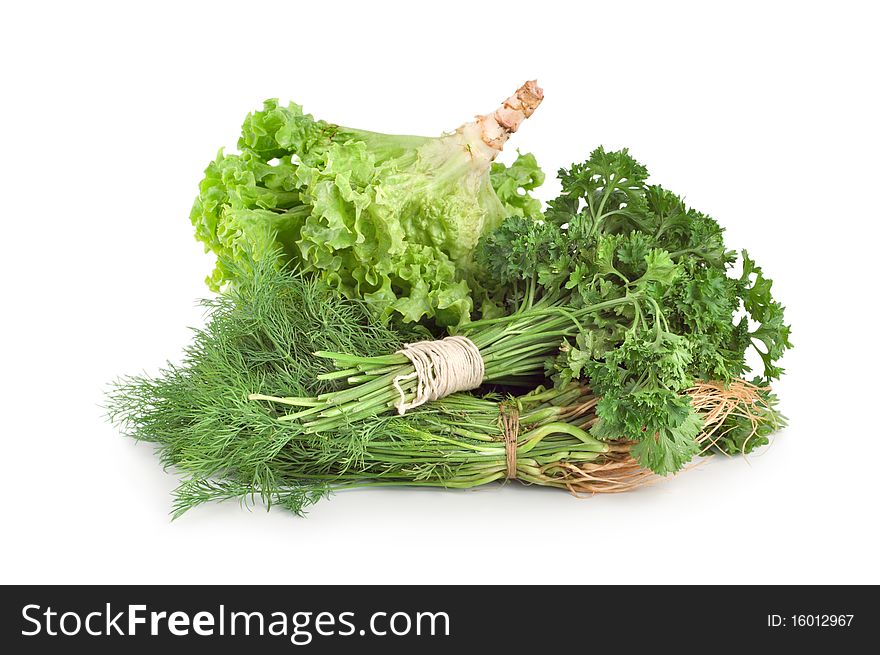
{"left": 499, "top": 404, "right": 520, "bottom": 480}
{"left": 392, "top": 336, "right": 485, "bottom": 415}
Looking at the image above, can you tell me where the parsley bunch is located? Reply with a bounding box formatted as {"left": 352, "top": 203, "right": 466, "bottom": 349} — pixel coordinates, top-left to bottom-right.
{"left": 476, "top": 147, "right": 791, "bottom": 474}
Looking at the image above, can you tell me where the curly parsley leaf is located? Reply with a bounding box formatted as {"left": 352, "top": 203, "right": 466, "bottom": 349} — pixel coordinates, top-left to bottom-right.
{"left": 739, "top": 250, "right": 792, "bottom": 380}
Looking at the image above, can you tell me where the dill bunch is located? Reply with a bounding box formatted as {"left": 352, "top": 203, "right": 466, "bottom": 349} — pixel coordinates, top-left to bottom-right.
{"left": 107, "top": 258, "right": 410, "bottom": 515}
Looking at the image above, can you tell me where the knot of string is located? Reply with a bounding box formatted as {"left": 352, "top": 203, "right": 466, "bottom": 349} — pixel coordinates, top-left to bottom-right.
{"left": 392, "top": 336, "right": 485, "bottom": 415}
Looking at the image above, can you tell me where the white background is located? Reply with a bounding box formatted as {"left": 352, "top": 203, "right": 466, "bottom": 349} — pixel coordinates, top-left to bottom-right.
{"left": 3, "top": 1, "right": 878, "bottom": 585}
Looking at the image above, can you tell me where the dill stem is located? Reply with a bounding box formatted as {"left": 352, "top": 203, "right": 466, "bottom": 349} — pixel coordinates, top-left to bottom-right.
{"left": 247, "top": 394, "right": 323, "bottom": 407}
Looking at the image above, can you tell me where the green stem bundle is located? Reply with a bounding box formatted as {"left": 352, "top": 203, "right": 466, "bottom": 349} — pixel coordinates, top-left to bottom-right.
{"left": 171, "top": 383, "right": 654, "bottom": 516}
{"left": 250, "top": 291, "right": 637, "bottom": 432}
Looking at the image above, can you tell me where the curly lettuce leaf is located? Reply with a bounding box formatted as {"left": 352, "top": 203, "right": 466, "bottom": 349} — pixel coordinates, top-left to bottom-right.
{"left": 190, "top": 99, "right": 544, "bottom": 328}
